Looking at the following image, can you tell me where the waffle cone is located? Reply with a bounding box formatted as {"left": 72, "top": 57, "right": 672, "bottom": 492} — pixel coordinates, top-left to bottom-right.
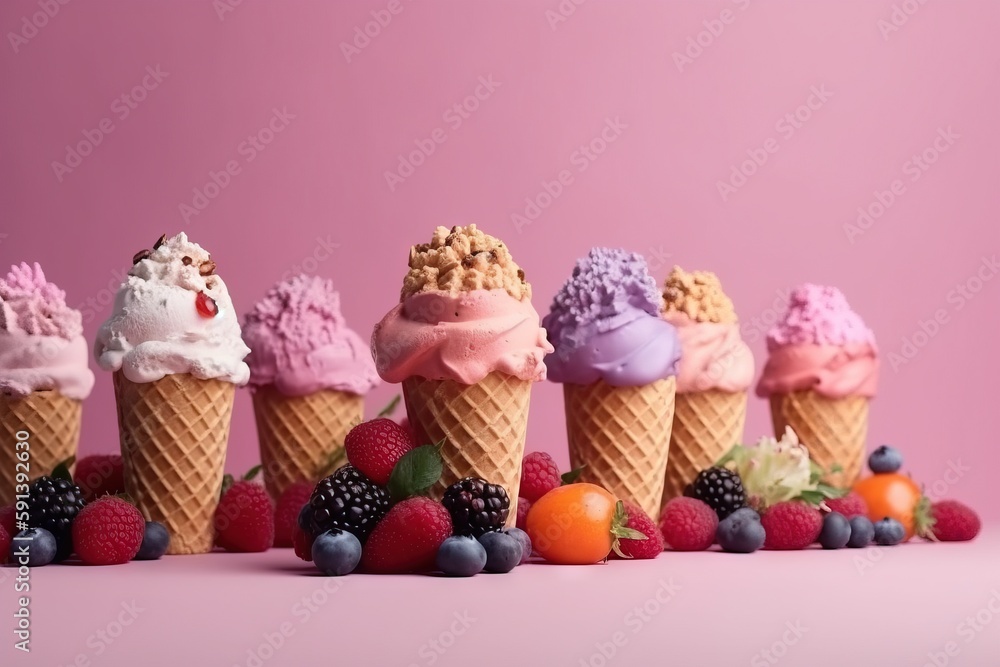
{"left": 769, "top": 391, "right": 869, "bottom": 487}
{"left": 0, "top": 391, "right": 81, "bottom": 506}
{"left": 252, "top": 385, "right": 363, "bottom": 499}
{"left": 564, "top": 377, "right": 676, "bottom": 521}
{"left": 402, "top": 372, "right": 531, "bottom": 526}
{"left": 114, "top": 372, "right": 234, "bottom": 554}
{"left": 661, "top": 389, "right": 747, "bottom": 507}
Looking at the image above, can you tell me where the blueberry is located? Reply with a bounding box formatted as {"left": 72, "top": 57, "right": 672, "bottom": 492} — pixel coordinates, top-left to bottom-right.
{"left": 868, "top": 445, "right": 903, "bottom": 474}
{"left": 477, "top": 531, "right": 522, "bottom": 573}
{"left": 9, "top": 528, "right": 57, "bottom": 567}
{"left": 134, "top": 522, "right": 170, "bottom": 560}
{"left": 311, "top": 530, "right": 362, "bottom": 576}
{"left": 873, "top": 518, "right": 906, "bottom": 546}
{"left": 505, "top": 528, "right": 532, "bottom": 565}
{"left": 715, "top": 508, "right": 765, "bottom": 553}
{"left": 436, "top": 536, "right": 487, "bottom": 577}
{"left": 847, "top": 516, "right": 874, "bottom": 548}
{"left": 818, "top": 512, "right": 851, "bottom": 549}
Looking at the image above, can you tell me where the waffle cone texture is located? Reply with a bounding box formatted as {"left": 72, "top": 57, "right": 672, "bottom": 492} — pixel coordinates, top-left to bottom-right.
{"left": 0, "top": 391, "right": 81, "bottom": 506}
{"left": 564, "top": 377, "right": 676, "bottom": 522}
{"left": 403, "top": 372, "right": 531, "bottom": 526}
{"left": 114, "top": 372, "right": 234, "bottom": 555}
{"left": 769, "top": 390, "right": 869, "bottom": 488}
{"left": 252, "top": 385, "right": 363, "bottom": 499}
{"left": 661, "top": 389, "right": 747, "bottom": 506}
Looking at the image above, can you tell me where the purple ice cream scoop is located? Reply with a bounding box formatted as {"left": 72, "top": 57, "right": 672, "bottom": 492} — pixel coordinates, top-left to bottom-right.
{"left": 542, "top": 248, "right": 681, "bottom": 387}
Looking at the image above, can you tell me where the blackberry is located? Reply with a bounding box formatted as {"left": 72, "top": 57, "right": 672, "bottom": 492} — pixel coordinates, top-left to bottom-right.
{"left": 27, "top": 476, "right": 87, "bottom": 561}
{"left": 686, "top": 467, "right": 746, "bottom": 520}
{"left": 442, "top": 477, "right": 509, "bottom": 537}
{"left": 307, "top": 466, "right": 389, "bottom": 542}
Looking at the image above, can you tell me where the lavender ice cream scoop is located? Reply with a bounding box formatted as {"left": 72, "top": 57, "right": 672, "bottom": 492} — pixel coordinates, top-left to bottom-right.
{"left": 542, "top": 248, "right": 681, "bottom": 386}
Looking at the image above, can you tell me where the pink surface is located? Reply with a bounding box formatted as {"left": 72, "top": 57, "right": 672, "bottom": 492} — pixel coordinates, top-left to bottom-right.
{"left": 2, "top": 0, "right": 999, "bottom": 522}
{"left": 2, "top": 531, "right": 998, "bottom": 665}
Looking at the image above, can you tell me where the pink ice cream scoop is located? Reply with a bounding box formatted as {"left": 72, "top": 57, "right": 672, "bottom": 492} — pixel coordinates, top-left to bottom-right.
{"left": 243, "top": 275, "right": 379, "bottom": 396}
{"left": 0, "top": 262, "right": 94, "bottom": 400}
{"left": 756, "top": 284, "right": 878, "bottom": 398}
{"left": 665, "top": 313, "right": 754, "bottom": 393}
{"left": 371, "top": 289, "right": 552, "bottom": 385}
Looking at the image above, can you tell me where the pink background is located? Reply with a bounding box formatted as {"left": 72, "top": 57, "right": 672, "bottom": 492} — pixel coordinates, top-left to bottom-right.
{"left": 2, "top": 0, "right": 998, "bottom": 520}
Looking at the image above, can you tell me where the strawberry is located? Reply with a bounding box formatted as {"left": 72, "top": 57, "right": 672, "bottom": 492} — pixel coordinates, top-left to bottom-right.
{"left": 344, "top": 418, "right": 415, "bottom": 486}
{"left": 293, "top": 526, "right": 314, "bottom": 562}
{"left": 520, "top": 452, "right": 562, "bottom": 503}
{"left": 516, "top": 497, "right": 531, "bottom": 530}
{"left": 71, "top": 497, "right": 145, "bottom": 565}
{"left": 274, "top": 482, "right": 313, "bottom": 548}
{"left": 214, "top": 481, "right": 275, "bottom": 552}
{"left": 360, "top": 497, "right": 452, "bottom": 573}
{"left": 928, "top": 500, "right": 981, "bottom": 542}
{"left": 0, "top": 524, "right": 10, "bottom": 565}
{"left": 610, "top": 501, "right": 663, "bottom": 559}
{"left": 659, "top": 497, "right": 718, "bottom": 551}
{"left": 761, "top": 501, "right": 822, "bottom": 550}
{"left": 824, "top": 492, "right": 868, "bottom": 518}
{"left": 0, "top": 505, "right": 15, "bottom": 537}
{"left": 75, "top": 454, "right": 125, "bottom": 500}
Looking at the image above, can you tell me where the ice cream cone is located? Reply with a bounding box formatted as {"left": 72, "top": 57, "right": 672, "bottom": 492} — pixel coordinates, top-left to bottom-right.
{"left": 403, "top": 372, "right": 531, "bottom": 526}
{"left": 661, "top": 389, "right": 747, "bottom": 506}
{"left": 114, "top": 371, "right": 235, "bottom": 555}
{"left": 0, "top": 391, "right": 81, "bottom": 505}
{"left": 769, "top": 390, "right": 869, "bottom": 487}
{"left": 564, "top": 377, "right": 676, "bottom": 521}
{"left": 252, "top": 385, "right": 362, "bottom": 499}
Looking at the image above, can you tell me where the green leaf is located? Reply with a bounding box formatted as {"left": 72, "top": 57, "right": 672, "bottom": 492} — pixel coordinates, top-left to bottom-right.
{"left": 376, "top": 395, "right": 401, "bottom": 418}
{"left": 52, "top": 456, "right": 76, "bottom": 483}
{"left": 388, "top": 445, "right": 443, "bottom": 502}
{"left": 714, "top": 446, "right": 739, "bottom": 467}
{"left": 796, "top": 490, "right": 826, "bottom": 506}
{"left": 220, "top": 474, "right": 234, "bottom": 498}
{"left": 815, "top": 483, "right": 848, "bottom": 499}
{"left": 560, "top": 467, "right": 584, "bottom": 485}
{"left": 828, "top": 463, "right": 844, "bottom": 474}
{"left": 243, "top": 465, "right": 263, "bottom": 481}
{"left": 609, "top": 500, "right": 647, "bottom": 558}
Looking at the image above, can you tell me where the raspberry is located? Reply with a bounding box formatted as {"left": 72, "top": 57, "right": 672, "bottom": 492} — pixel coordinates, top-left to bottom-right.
{"left": 74, "top": 454, "right": 125, "bottom": 501}
{"left": 0, "top": 524, "right": 10, "bottom": 565}
{"left": 214, "top": 481, "right": 275, "bottom": 552}
{"left": 274, "top": 482, "right": 313, "bottom": 548}
{"left": 761, "top": 502, "right": 822, "bottom": 550}
{"left": 344, "top": 418, "right": 415, "bottom": 486}
{"left": 361, "top": 497, "right": 452, "bottom": 573}
{"left": 659, "top": 497, "right": 718, "bottom": 551}
{"left": 825, "top": 492, "right": 868, "bottom": 518}
{"left": 0, "top": 505, "right": 14, "bottom": 537}
{"left": 293, "top": 527, "right": 314, "bottom": 562}
{"left": 929, "top": 500, "right": 980, "bottom": 542}
{"left": 520, "top": 452, "right": 562, "bottom": 503}
{"left": 516, "top": 497, "right": 531, "bottom": 530}
{"left": 71, "top": 497, "right": 145, "bottom": 565}
{"left": 610, "top": 502, "right": 663, "bottom": 559}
